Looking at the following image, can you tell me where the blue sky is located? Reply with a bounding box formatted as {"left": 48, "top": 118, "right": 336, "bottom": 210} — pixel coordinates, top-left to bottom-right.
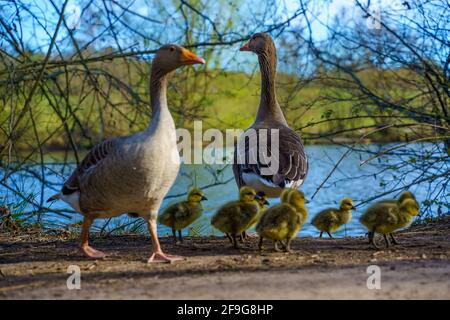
{"left": 1, "top": 0, "right": 442, "bottom": 72}
{"left": 1, "top": 0, "right": 367, "bottom": 50}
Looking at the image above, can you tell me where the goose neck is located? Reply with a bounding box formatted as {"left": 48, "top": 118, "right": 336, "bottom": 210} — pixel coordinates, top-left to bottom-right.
{"left": 255, "top": 51, "right": 286, "bottom": 125}
{"left": 150, "top": 67, "right": 171, "bottom": 116}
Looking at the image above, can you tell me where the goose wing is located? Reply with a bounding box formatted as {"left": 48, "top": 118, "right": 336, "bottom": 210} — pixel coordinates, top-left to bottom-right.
{"left": 233, "top": 125, "right": 308, "bottom": 189}
{"left": 62, "top": 138, "right": 119, "bottom": 195}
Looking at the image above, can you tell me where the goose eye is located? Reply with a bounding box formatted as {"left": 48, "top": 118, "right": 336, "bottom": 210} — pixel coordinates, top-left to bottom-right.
{"left": 169, "top": 47, "right": 175, "bottom": 52}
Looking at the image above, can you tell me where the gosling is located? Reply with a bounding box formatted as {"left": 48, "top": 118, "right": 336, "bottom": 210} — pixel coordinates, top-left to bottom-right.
{"left": 211, "top": 186, "right": 260, "bottom": 249}
{"left": 158, "top": 187, "right": 207, "bottom": 243}
{"left": 376, "top": 191, "right": 418, "bottom": 207}
{"left": 241, "top": 192, "right": 270, "bottom": 240}
{"left": 256, "top": 190, "right": 308, "bottom": 253}
{"left": 280, "top": 188, "right": 295, "bottom": 203}
{"left": 359, "top": 198, "right": 420, "bottom": 249}
{"left": 312, "top": 198, "right": 355, "bottom": 238}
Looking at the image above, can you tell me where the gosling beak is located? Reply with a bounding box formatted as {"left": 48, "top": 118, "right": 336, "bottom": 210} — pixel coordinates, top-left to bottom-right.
{"left": 180, "top": 48, "right": 206, "bottom": 65}
{"left": 239, "top": 41, "right": 251, "bottom": 51}
{"left": 352, "top": 206, "right": 357, "bottom": 210}
{"left": 264, "top": 200, "right": 270, "bottom": 205}
{"left": 201, "top": 195, "right": 208, "bottom": 201}
{"left": 305, "top": 199, "right": 311, "bottom": 204}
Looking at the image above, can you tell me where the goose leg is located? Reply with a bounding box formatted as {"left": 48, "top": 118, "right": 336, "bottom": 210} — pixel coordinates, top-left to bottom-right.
{"left": 389, "top": 233, "right": 399, "bottom": 245}
{"left": 80, "top": 217, "right": 106, "bottom": 259}
{"left": 147, "top": 217, "right": 184, "bottom": 263}
{"left": 178, "top": 230, "right": 183, "bottom": 243}
{"left": 225, "top": 233, "right": 233, "bottom": 244}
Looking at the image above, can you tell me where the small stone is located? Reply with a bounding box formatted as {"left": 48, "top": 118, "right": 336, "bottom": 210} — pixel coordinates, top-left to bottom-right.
{"left": 421, "top": 254, "right": 427, "bottom": 259}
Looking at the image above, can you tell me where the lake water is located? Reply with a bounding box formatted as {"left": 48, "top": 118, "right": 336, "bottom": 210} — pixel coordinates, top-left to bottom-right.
{"left": 1, "top": 143, "right": 445, "bottom": 238}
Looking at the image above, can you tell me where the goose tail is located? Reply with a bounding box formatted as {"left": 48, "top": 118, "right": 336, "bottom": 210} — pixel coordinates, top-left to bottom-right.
{"left": 46, "top": 193, "right": 61, "bottom": 203}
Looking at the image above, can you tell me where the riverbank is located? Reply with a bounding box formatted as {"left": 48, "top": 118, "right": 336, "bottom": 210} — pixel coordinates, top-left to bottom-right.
{"left": 0, "top": 217, "right": 449, "bottom": 299}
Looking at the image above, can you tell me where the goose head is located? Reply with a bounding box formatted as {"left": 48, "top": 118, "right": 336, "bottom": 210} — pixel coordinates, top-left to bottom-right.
{"left": 399, "top": 198, "right": 420, "bottom": 216}
{"left": 340, "top": 198, "right": 355, "bottom": 211}
{"left": 239, "top": 186, "right": 258, "bottom": 203}
{"left": 239, "top": 33, "right": 276, "bottom": 56}
{"left": 153, "top": 44, "right": 205, "bottom": 74}
{"left": 187, "top": 187, "right": 208, "bottom": 203}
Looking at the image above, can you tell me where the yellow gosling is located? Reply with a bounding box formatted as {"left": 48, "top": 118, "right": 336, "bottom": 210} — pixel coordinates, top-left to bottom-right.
{"left": 211, "top": 186, "right": 260, "bottom": 249}
{"left": 245, "top": 192, "right": 270, "bottom": 232}
{"left": 280, "top": 188, "right": 295, "bottom": 203}
{"left": 360, "top": 198, "right": 420, "bottom": 249}
{"left": 256, "top": 190, "right": 308, "bottom": 252}
{"left": 158, "top": 188, "right": 207, "bottom": 243}
{"left": 376, "top": 191, "right": 419, "bottom": 207}
{"left": 312, "top": 198, "right": 355, "bottom": 238}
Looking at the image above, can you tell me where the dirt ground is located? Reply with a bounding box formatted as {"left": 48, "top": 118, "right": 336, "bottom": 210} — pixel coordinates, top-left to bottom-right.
{"left": 1, "top": 217, "right": 449, "bottom": 299}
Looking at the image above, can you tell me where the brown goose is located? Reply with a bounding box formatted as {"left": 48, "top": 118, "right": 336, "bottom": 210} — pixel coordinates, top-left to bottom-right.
{"left": 47, "top": 45, "right": 205, "bottom": 263}
{"left": 233, "top": 33, "right": 308, "bottom": 198}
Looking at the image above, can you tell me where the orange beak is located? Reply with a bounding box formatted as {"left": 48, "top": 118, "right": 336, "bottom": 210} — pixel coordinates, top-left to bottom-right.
{"left": 239, "top": 41, "right": 251, "bottom": 51}
{"left": 180, "top": 48, "right": 206, "bottom": 65}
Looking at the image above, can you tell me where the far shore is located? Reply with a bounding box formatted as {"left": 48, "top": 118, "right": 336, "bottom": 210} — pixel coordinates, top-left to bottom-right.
{"left": 9, "top": 137, "right": 421, "bottom": 155}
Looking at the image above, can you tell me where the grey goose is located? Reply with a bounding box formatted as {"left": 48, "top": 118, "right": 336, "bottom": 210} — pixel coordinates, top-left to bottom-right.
{"left": 233, "top": 33, "right": 308, "bottom": 198}
{"left": 48, "top": 45, "right": 205, "bottom": 263}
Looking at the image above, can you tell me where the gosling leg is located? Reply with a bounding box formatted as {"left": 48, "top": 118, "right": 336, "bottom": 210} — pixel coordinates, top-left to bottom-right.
{"left": 258, "top": 237, "right": 264, "bottom": 251}
{"left": 172, "top": 229, "right": 177, "bottom": 244}
{"left": 279, "top": 239, "right": 288, "bottom": 250}
{"left": 232, "top": 234, "right": 239, "bottom": 249}
{"left": 383, "top": 234, "right": 391, "bottom": 248}
{"left": 319, "top": 231, "right": 323, "bottom": 238}
{"left": 389, "top": 233, "right": 399, "bottom": 245}
{"left": 274, "top": 241, "right": 282, "bottom": 252}
{"left": 327, "top": 232, "right": 333, "bottom": 239}
{"left": 178, "top": 230, "right": 183, "bottom": 243}
{"left": 225, "top": 233, "right": 233, "bottom": 244}
{"left": 285, "top": 238, "right": 293, "bottom": 253}
{"left": 368, "top": 231, "right": 380, "bottom": 250}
